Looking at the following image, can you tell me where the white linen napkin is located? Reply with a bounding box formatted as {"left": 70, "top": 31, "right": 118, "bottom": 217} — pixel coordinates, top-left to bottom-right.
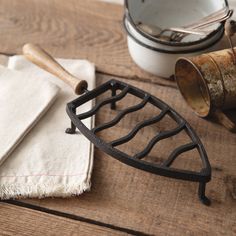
{"left": 0, "top": 65, "right": 60, "bottom": 166}
{"left": 0, "top": 56, "right": 95, "bottom": 199}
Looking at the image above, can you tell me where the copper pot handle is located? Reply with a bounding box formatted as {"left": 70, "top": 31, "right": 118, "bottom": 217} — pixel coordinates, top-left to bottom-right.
{"left": 213, "top": 109, "right": 236, "bottom": 132}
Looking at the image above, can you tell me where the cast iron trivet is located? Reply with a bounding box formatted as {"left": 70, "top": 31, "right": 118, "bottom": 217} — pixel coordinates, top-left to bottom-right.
{"left": 23, "top": 44, "right": 212, "bottom": 206}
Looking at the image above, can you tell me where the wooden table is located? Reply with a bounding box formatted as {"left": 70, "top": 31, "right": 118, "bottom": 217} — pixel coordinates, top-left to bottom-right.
{"left": 0, "top": 1, "right": 235, "bottom": 235}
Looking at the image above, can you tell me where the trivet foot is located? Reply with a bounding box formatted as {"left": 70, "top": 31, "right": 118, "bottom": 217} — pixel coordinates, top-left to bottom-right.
{"left": 65, "top": 122, "right": 76, "bottom": 134}
{"left": 198, "top": 182, "right": 211, "bottom": 206}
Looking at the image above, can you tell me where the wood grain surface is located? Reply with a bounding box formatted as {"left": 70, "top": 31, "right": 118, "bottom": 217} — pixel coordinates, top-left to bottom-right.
{"left": 0, "top": 0, "right": 236, "bottom": 235}
{"left": 17, "top": 74, "right": 235, "bottom": 236}
{"left": 0, "top": 0, "right": 176, "bottom": 88}
{"left": 0, "top": 203, "right": 127, "bottom": 236}
{"left": 0, "top": 0, "right": 231, "bottom": 88}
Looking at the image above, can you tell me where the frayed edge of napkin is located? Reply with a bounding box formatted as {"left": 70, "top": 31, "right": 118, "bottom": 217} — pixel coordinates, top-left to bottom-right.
{"left": 0, "top": 180, "right": 91, "bottom": 200}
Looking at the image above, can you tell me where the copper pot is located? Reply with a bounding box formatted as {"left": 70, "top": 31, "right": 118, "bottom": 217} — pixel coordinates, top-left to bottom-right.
{"left": 175, "top": 48, "right": 236, "bottom": 132}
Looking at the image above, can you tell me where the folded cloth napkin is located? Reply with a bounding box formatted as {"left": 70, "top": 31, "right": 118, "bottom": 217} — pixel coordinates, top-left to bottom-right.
{"left": 0, "top": 65, "right": 60, "bottom": 166}
{"left": 0, "top": 56, "right": 95, "bottom": 199}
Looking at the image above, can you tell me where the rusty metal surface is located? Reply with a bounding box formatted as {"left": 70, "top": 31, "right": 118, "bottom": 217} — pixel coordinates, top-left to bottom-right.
{"left": 210, "top": 49, "right": 236, "bottom": 109}
{"left": 175, "top": 47, "right": 236, "bottom": 117}
{"left": 194, "top": 54, "right": 225, "bottom": 110}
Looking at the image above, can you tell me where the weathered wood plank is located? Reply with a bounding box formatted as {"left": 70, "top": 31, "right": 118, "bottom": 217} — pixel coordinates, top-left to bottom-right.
{"left": 0, "top": 53, "right": 235, "bottom": 234}
{"left": 0, "top": 0, "right": 175, "bottom": 87}
{"left": 0, "top": 0, "right": 236, "bottom": 234}
{"left": 0, "top": 202, "right": 127, "bottom": 236}
{"left": 19, "top": 73, "right": 236, "bottom": 236}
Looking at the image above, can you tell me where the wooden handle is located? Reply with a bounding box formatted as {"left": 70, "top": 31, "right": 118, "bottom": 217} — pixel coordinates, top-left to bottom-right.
{"left": 213, "top": 109, "right": 236, "bottom": 132}
{"left": 23, "top": 43, "right": 88, "bottom": 95}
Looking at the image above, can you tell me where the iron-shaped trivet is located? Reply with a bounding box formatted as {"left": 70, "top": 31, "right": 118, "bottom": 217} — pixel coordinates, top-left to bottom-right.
{"left": 65, "top": 80, "right": 211, "bottom": 205}
{"left": 23, "top": 44, "right": 212, "bottom": 206}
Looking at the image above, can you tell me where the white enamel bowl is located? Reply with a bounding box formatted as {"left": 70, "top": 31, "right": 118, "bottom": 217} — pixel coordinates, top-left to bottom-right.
{"left": 124, "top": 0, "right": 228, "bottom": 78}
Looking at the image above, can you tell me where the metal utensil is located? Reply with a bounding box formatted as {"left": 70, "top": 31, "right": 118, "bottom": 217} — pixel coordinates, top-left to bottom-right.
{"left": 170, "top": 8, "right": 234, "bottom": 41}
{"left": 172, "top": 7, "right": 232, "bottom": 31}
{"left": 137, "top": 7, "right": 233, "bottom": 42}
{"left": 23, "top": 44, "right": 212, "bottom": 205}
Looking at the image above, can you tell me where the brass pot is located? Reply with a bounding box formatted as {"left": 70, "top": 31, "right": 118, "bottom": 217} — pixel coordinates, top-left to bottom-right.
{"left": 175, "top": 48, "right": 236, "bottom": 131}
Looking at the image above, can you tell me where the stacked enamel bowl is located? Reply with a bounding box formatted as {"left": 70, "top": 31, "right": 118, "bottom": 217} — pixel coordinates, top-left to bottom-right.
{"left": 124, "top": 0, "right": 228, "bottom": 78}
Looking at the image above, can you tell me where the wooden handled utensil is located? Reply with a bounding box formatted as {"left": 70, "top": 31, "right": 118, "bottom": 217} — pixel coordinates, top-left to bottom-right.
{"left": 23, "top": 43, "right": 88, "bottom": 95}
